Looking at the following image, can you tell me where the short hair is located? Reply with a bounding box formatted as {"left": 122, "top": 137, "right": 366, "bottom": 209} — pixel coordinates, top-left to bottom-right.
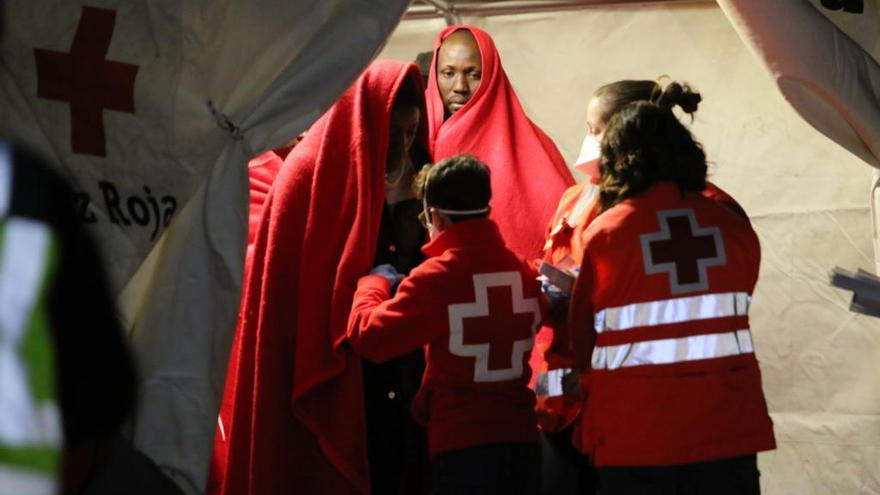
{"left": 598, "top": 101, "right": 707, "bottom": 211}
{"left": 594, "top": 79, "right": 702, "bottom": 124}
{"left": 414, "top": 154, "right": 491, "bottom": 223}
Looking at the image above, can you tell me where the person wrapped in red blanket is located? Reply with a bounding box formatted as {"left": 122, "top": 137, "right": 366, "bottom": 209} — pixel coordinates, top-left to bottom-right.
{"left": 425, "top": 25, "right": 574, "bottom": 260}
{"left": 347, "top": 154, "right": 542, "bottom": 494}
{"left": 209, "top": 60, "right": 432, "bottom": 495}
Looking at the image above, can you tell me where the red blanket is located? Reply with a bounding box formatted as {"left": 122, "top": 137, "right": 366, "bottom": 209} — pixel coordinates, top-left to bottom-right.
{"left": 426, "top": 26, "right": 574, "bottom": 259}
{"left": 246, "top": 151, "right": 283, "bottom": 246}
{"left": 210, "top": 60, "right": 428, "bottom": 495}
{"left": 207, "top": 150, "right": 284, "bottom": 494}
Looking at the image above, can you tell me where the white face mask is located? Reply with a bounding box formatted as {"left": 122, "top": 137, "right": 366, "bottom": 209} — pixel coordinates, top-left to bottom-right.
{"left": 574, "top": 133, "right": 601, "bottom": 178}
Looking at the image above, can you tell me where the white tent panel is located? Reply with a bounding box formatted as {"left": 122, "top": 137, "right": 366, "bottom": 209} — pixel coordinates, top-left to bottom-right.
{"left": 381, "top": 3, "right": 880, "bottom": 493}
{"left": 809, "top": 0, "right": 880, "bottom": 65}
{"left": 719, "top": 0, "right": 880, "bottom": 171}
{"left": 115, "top": 2, "right": 413, "bottom": 489}
{"left": 2, "top": 1, "right": 411, "bottom": 492}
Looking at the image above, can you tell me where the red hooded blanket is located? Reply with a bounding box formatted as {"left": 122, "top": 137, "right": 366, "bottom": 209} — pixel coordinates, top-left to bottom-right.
{"left": 210, "top": 60, "right": 429, "bottom": 495}
{"left": 426, "top": 26, "right": 574, "bottom": 259}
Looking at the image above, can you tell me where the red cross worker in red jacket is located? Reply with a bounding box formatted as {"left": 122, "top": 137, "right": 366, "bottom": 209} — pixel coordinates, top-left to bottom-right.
{"left": 562, "top": 101, "right": 775, "bottom": 495}
{"left": 347, "top": 154, "right": 543, "bottom": 494}
{"left": 534, "top": 79, "right": 752, "bottom": 495}
{"left": 535, "top": 81, "right": 750, "bottom": 422}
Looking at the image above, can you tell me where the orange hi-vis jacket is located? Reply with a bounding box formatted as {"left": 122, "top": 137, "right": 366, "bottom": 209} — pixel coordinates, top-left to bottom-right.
{"left": 565, "top": 181, "right": 775, "bottom": 466}
{"left": 530, "top": 180, "right": 599, "bottom": 431}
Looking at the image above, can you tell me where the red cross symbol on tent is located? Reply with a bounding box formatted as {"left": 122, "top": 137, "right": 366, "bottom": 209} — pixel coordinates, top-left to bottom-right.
{"left": 34, "top": 6, "right": 139, "bottom": 157}
{"left": 640, "top": 209, "right": 726, "bottom": 294}
{"left": 447, "top": 272, "right": 540, "bottom": 383}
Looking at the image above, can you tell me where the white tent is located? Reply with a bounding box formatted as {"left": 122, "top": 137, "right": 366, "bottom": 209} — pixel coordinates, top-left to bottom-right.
{"left": 384, "top": 1, "right": 880, "bottom": 493}
{"left": 3, "top": 0, "right": 879, "bottom": 493}
{"left": 1, "top": 1, "right": 411, "bottom": 491}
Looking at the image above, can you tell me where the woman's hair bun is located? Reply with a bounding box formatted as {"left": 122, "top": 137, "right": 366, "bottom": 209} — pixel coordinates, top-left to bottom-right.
{"left": 654, "top": 80, "right": 701, "bottom": 115}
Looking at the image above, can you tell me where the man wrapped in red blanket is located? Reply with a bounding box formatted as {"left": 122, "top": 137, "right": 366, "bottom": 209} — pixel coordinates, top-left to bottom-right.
{"left": 425, "top": 26, "right": 574, "bottom": 260}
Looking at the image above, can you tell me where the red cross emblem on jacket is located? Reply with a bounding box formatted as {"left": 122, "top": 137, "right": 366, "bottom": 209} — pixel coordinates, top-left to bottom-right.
{"left": 640, "top": 209, "right": 726, "bottom": 294}
{"left": 448, "top": 272, "right": 540, "bottom": 383}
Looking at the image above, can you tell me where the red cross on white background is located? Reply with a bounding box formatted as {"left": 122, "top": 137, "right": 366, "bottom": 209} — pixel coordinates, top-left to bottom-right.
{"left": 34, "top": 6, "right": 139, "bottom": 157}
{"left": 640, "top": 209, "right": 726, "bottom": 294}
{"left": 447, "top": 272, "right": 540, "bottom": 383}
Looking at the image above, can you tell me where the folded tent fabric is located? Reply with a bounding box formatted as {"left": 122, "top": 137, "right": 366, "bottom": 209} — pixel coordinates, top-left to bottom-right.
{"left": 425, "top": 25, "right": 575, "bottom": 259}
{"left": 210, "top": 60, "right": 429, "bottom": 495}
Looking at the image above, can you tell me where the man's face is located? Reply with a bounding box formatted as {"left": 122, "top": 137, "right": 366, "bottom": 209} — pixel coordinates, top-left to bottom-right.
{"left": 436, "top": 30, "right": 482, "bottom": 117}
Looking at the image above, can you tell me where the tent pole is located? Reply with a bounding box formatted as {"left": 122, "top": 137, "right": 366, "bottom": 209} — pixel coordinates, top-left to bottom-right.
{"left": 423, "top": 0, "right": 462, "bottom": 25}
{"left": 406, "top": 0, "right": 713, "bottom": 20}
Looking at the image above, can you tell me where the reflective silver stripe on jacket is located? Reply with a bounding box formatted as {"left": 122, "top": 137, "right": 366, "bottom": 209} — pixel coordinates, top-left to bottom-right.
{"left": 534, "top": 368, "right": 580, "bottom": 398}
{"left": 594, "top": 292, "right": 750, "bottom": 333}
{"left": 591, "top": 329, "right": 754, "bottom": 370}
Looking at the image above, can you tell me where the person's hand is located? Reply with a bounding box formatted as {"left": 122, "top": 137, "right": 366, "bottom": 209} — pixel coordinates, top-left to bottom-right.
{"left": 540, "top": 278, "right": 569, "bottom": 306}
{"left": 540, "top": 277, "right": 570, "bottom": 324}
{"left": 370, "top": 264, "right": 404, "bottom": 288}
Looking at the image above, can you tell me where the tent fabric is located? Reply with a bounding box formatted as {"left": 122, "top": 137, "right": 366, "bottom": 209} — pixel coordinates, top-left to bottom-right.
{"left": 716, "top": 0, "right": 880, "bottom": 308}
{"left": 717, "top": 0, "right": 880, "bottom": 168}
{"left": 381, "top": 4, "right": 878, "bottom": 493}
{"left": 1, "top": 1, "right": 410, "bottom": 492}
{"left": 714, "top": 4, "right": 880, "bottom": 493}
{"left": 211, "top": 60, "right": 428, "bottom": 495}
{"left": 809, "top": 0, "right": 880, "bottom": 62}
{"left": 426, "top": 25, "right": 575, "bottom": 259}
{"left": 875, "top": 169, "right": 880, "bottom": 273}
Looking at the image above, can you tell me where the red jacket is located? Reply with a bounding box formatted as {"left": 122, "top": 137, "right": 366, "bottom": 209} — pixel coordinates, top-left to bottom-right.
{"left": 348, "top": 218, "right": 541, "bottom": 456}
{"left": 532, "top": 180, "right": 750, "bottom": 432}
{"left": 543, "top": 181, "right": 745, "bottom": 272}
{"left": 566, "top": 181, "right": 775, "bottom": 466}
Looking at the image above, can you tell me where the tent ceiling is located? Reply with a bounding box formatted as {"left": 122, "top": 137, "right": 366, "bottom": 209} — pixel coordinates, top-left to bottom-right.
{"left": 406, "top": 0, "right": 713, "bottom": 22}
